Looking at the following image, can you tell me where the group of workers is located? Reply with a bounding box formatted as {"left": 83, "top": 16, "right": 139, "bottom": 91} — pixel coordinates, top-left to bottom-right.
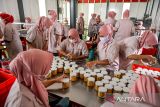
{"left": 0, "top": 9, "right": 159, "bottom": 107}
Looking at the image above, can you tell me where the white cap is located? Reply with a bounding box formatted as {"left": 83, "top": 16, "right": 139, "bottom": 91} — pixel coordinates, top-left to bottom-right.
{"left": 80, "top": 70, "right": 86, "bottom": 74}
{"left": 94, "top": 69, "right": 101, "bottom": 73}
{"left": 123, "top": 87, "right": 130, "bottom": 93}
{"left": 110, "top": 81, "right": 118, "bottom": 86}
{"left": 112, "top": 77, "right": 120, "bottom": 82}
{"left": 128, "top": 80, "right": 135, "bottom": 84}
{"left": 101, "top": 71, "right": 108, "bottom": 75}
{"left": 62, "top": 78, "right": 70, "bottom": 83}
{"left": 88, "top": 77, "right": 95, "bottom": 82}
{"left": 98, "top": 87, "right": 107, "bottom": 92}
{"left": 95, "top": 81, "right": 103, "bottom": 86}
{"left": 126, "top": 73, "right": 132, "bottom": 77}
{"left": 100, "top": 68, "right": 106, "bottom": 71}
{"left": 91, "top": 72, "right": 96, "bottom": 76}
{"left": 84, "top": 73, "right": 91, "bottom": 78}
{"left": 70, "top": 72, "right": 77, "bottom": 77}
{"left": 102, "top": 79, "right": 109, "bottom": 84}
{"left": 104, "top": 75, "right": 111, "bottom": 80}
{"left": 70, "top": 62, "right": 76, "bottom": 65}
{"left": 114, "top": 86, "right": 122, "bottom": 91}
{"left": 119, "top": 70, "right": 127, "bottom": 74}
{"left": 114, "top": 71, "right": 121, "bottom": 75}
{"left": 64, "top": 66, "right": 70, "bottom": 69}
{"left": 106, "top": 84, "right": 113, "bottom": 89}
{"left": 118, "top": 82, "right": 126, "bottom": 87}
{"left": 120, "top": 79, "right": 128, "bottom": 83}
{"left": 97, "top": 73, "right": 103, "bottom": 77}
{"left": 78, "top": 67, "right": 84, "bottom": 71}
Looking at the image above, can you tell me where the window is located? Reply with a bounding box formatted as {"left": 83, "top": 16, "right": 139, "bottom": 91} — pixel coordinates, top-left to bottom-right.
{"left": 38, "top": 0, "right": 46, "bottom": 16}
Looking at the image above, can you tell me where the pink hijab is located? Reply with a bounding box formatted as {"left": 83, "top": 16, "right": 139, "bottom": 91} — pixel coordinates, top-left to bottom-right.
{"left": 9, "top": 49, "right": 53, "bottom": 107}
{"left": 91, "top": 13, "right": 96, "bottom": 18}
{"left": 25, "top": 17, "right": 31, "bottom": 23}
{"left": 68, "top": 28, "right": 79, "bottom": 39}
{"left": 80, "top": 12, "right": 84, "bottom": 17}
{"left": 139, "top": 30, "right": 158, "bottom": 48}
{"left": 130, "top": 75, "right": 160, "bottom": 107}
{"left": 36, "top": 16, "right": 52, "bottom": 32}
{"left": 123, "top": 9, "right": 129, "bottom": 19}
{"left": 99, "top": 24, "right": 113, "bottom": 39}
{"left": 108, "top": 11, "right": 116, "bottom": 19}
{"left": 48, "top": 10, "right": 57, "bottom": 23}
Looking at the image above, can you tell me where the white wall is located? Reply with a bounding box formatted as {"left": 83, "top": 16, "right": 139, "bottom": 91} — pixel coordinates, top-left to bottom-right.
{"left": 45, "top": 0, "right": 57, "bottom": 15}
{"left": 130, "top": 2, "right": 147, "bottom": 19}
{"left": 0, "top": 0, "right": 20, "bottom": 21}
{"left": 22, "top": 0, "right": 40, "bottom": 22}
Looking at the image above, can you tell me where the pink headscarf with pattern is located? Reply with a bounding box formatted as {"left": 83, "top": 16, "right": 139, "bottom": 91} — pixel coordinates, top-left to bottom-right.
{"left": 9, "top": 49, "right": 53, "bottom": 107}
{"left": 123, "top": 9, "right": 130, "bottom": 19}
{"left": 99, "top": 24, "right": 113, "bottom": 38}
{"left": 36, "top": 16, "right": 52, "bottom": 32}
{"left": 130, "top": 75, "right": 160, "bottom": 107}
{"left": 108, "top": 11, "right": 116, "bottom": 19}
{"left": 68, "top": 28, "right": 79, "bottom": 39}
{"left": 48, "top": 10, "right": 57, "bottom": 23}
{"left": 139, "top": 30, "right": 158, "bottom": 48}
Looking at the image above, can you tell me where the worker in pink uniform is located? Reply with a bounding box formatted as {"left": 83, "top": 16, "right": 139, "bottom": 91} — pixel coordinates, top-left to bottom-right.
{"left": 104, "top": 11, "right": 117, "bottom": 27}
{"left": 26, "top": 16, "right": 52, "bottom": 50}
{"left": 0, "top": 13, "right": 23, "bottom": 59}
{"left": 76, "top": 12, "right": 85, "bottom": 39}
{"left": 86, "top": 24, "right": 119, "bottom": 70}
{"left": 5, "top": 49, "right": 67, "bottom": 107}
{"left": 88, "top": 13, "right": 97, "bottom": 41}
{"left": 114, "top": 9, "right": 135, "bottom": 41}
{"left": 119, "top": 28, "right": 158, "bottom": 70}
{"left": 48, "top": 10, "right": 63, "bottom": 56}
{"left": 101, "top": 75, "right": 160, "bottom": 107}
{"left": 58, "top": 28, "right": 88, "bottom": 60}
{"left": 23, "top": 17, "right": 32, "bottom": 30}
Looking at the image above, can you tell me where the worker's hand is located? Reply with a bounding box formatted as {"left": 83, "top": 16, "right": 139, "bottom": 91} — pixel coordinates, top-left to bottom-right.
{"left": 55, "top": 74, "right": 68, "bottom": 83}
{"left": 67, "top": 53, "right": 76, "bottom": 60}
{"left": 85, "top": 61, "right": 97, "bottom": 69}
{"left": 144, "top": 55, "right": 157, "bottom": 65}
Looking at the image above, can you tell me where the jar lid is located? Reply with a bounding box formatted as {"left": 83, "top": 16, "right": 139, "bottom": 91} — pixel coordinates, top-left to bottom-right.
{"left": 112, "top": 78, "right": 120, "bottom": 82}
{"left": 62, "top": 78, "right": 70, "bottom": 83}
{"left": 118, "top": 82, "right": 126, "bottom": 87}
{"left": 106, "top": 84, "right": 113, "bottom": 89}
{"left": 97, "top": 73, "right": 103, "bottom": 77}
{"left": 104, "top": 75, "right": 111, "bottom": 80}
{"left": 91, "top": 72, "right": 96, "bottom": 76}
{"left": 94, "top": 69, "right": 101, "bottom": 73}
{"left": 101, "top": 71, "right": 108, "bottom": 75}
{"left": 114, "top": 71, "right": 121, "bottom": 75}
{"left": 110, "top": 81, "right": 118, "bottom": 86}
{"left": 119, "top": 70, "right": 126, "bottom": 73}
{"left": 95, "top": 81, "right": 103, "bottom": 86}
{"left": 123, "top": 87, "right": 130, "bottom": 93}
{"left": 126, "top": 73, "right": 132, "bottom": 77}
{"left": 80, "top": 71, "right": 86, "bottom": 74}
{"left": 100, "top": 68, "right": 106, "bottom": 71}
{"left": 120, "top": 79, "right": 128, "bottom": 83}
{"left": 102, "top": 79, "right": 109, "bottom": 84}
{"left": 84, "top": 73, "right": 91, "bottom": 78}
{"left": 88, "top": 77, "right": 95, "bottom": 82}
{"left": 114, "top": 86, "right": 122, "bottom": 91}
{"left": 70, "top": 72, "right": 77, "bottom": 76}
{"left": 78, "top": 67, "right": 84, "bottom": 71}
{"left": 98, "top": 87, "right": 107, "bottom": 92}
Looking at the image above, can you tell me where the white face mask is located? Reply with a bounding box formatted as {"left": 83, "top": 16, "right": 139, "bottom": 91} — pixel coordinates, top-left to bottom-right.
{"left": 48, "top": 15, "right": 52, "bottom": 19}
{"left": 69, "top": 39, "right": 76, "bottom": 43}
{"left": 99, "top": 36, "right": 110, "bottom": 43}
